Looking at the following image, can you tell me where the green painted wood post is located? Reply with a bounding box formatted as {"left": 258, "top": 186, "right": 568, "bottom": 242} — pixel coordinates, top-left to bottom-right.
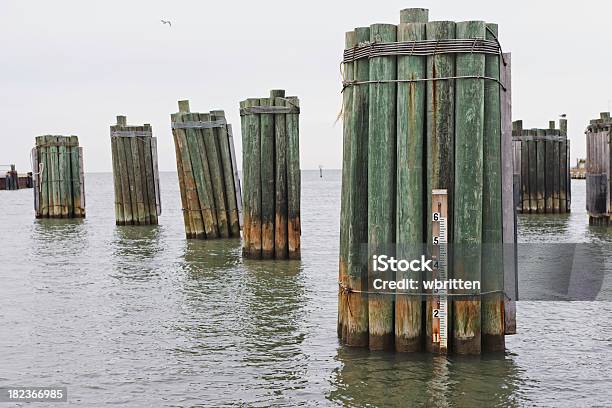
{"left": 39, "top": 136, "right": 50, "bottom": 218}
{"left": 58, "top": 141, "right": 69, "bottom": 217}
{"left": 110, "top": 121, "right": 124, "bottom": 224}
{"left": 116, "top": 120, "right": 133, "bottom": 224}
{"left": 273, "top": 91, "right": 289, "bottom": 259}
{"left": 260, "top": 97, "right": 276, "bottom": 258}
{"left": 201, "top": 112, "right": 230, "bottom": 238}
{"left": 130, "top": 129, "right": 146, "bottom": 224}
{"left": 425, "top": 20, "right": 456, "bottom": 352}
{"left": 536, "top": 129, "right": 545, "bottom": 213}
{"left": 521, "top": 132, "right": 529, "bottom": 213}
{"left": 453, "top": 20, "right": 486, "bottom": 355}
{"left": 527, "top": 130, "right": 538, "bottom": 213}
{"left": 345, "top": 27, "right": 370, "bottom": 347}
{"left": 174, "top": 102, "right": 206, "bottom": 238}
{"left": 339, "top": 31, "right": 355, "bottom": 342}
{"left": 71, "top": 136, "right": 84, "bottom": 218}
{"left": 212, "top": 110, "right": 241, "bottom": 237}
{"left": 193, "top": 112, "right": 220, "bottom": 238}
{"left": 552, "top": 131, "right": 560, "bottom": 212}
{"left": 173, "top": 117, "right": 192, "bottom": 236}
{"left": 49, "top": 136, "right": 60, "bottom": 217}
{"left": 481, "top": 22, "right": 504, "bottom": 352}
{"left": 545, "top": 129, "right": 554, "bottom": 213}
{"left": 134, "top": 126, "right": 151, "bottom": 225}
{"left": 395, "top": 9, "right": 428, "bottom": 352}
{"left": 367, "top": 23, "right": 397, "bottom": 351}
{"left": 142, "top": 124, "right": 158, "bottom": 224}
{"left": 194, "top": 112, "right": 221, "bottom": 239}
{"left": 286, "top": 96, "right": 301, "bottom": 260}
{"left": 560, "top": 135, "right": 568, "bottom": 213}
{"left": 240, "top": 100, "right": 251, "bottom": 254}
{"left": 246, "top": 98, "right": 262, "bottom": 258}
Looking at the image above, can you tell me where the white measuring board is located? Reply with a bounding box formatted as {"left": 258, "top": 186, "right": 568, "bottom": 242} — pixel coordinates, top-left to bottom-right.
{"left": 431, "top": 189, "right": 448, "bottom": 353}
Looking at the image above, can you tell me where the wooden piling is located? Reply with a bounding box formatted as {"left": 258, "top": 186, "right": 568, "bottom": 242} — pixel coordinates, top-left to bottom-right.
{"left": 367, "top": 23, "right": 397, "bottom": 351}
{"left": 425, "top": 19, "right": 456, "bottom": 352}
{"left": 111, "top": 116, "right": 160, "bottom": 225}
{"left": 172, "top": 101, "right": 241, "bottom": 240}
{"left": 339, "top": 8, "right": 514, "bottom": 354}
{"left": 33, "top": 135, "right": 85, "bottom": 218}
{"left": 395, "top": 11, "right": 428, "bottom": 352}
{"left": 481, "top": 22, "right": 504, "bottom": 352}
{"left": 240, "top": 91, "right": 300, "bottom": 260}
{"left": 453, "top": 20, "right": 486, "bottom": 355}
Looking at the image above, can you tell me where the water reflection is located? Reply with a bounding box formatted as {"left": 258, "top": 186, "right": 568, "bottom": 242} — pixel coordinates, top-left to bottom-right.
{"left": 329, "top": 348, "right": 523, "bottom": 407}
{"left": 110, "top": 225, "right": 162, "bottom": 280}
{"left": 238, "top": 259, "right": 307, "bottom": 403}
{"left": 31, "top": 218, "right": 88, "bottom": 260}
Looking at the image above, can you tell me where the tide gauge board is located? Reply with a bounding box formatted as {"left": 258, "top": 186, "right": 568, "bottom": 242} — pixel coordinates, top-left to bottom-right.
{"left": 431, "top": 189, "right": 448, "bottom": 353}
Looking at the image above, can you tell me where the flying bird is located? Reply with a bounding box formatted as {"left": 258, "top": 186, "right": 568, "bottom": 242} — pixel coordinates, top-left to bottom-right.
{"left": 161, "top": 19, "right": 172, "bottom": 27}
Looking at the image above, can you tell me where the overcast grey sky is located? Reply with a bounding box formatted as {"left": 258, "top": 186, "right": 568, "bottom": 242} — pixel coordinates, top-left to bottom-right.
{"left": 1, "top": 1, "right": 610, "bottom": 172}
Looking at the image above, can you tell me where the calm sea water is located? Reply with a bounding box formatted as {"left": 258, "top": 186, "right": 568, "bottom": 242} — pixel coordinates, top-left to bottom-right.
{"left": 1, "top": 172, "right": 611, "bottom": 407}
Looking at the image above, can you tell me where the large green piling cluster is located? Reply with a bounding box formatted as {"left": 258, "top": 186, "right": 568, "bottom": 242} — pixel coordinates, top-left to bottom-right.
{"left": 110, "top": 116, "right": 161, "bottom": 225}
{"left": 339, "top": 8, "right": 515, "bottom": 354}
{"left": 171, "top": 100, "right": 242, "bottom": 239}
{"left": 240, "top": 90, "right": 301, "bottom": 260}
{"left": 32, "top": 136, "right": 85, "bottom": 218}
{"left": 512, "top": 119, "right": 570, "bottom": 214}
{"left": 585, "top": 112, "right": 612, "bottom": 225}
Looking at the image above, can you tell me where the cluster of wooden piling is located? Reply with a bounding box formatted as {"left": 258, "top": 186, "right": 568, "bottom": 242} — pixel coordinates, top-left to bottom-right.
{"left": 512, "top": 119, "right": 570, "bottom": 214}
{"left": 0, "top": 165, "right": 31, "bottom": 190}
{"left": 110, "top": 116, "right": 161, "bottom": 225}
{"left": 240, "top": 90, "right": 301, "bottom": 260}
{"left": 171, "top": 100, "right": 242, "bottom": 239}
{"left": 338, "top": 8, "right": 516, "bottom": 354}
{"left": 32, "top": 136, "right": 85, "bottom": 218}
{"left": 586, "top": 112, "right": 612, "bottom": 225}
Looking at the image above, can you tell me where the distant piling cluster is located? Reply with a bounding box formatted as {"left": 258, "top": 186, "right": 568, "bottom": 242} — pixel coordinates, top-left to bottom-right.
{"left": 32, "top": 136, "right": 85, "bottom": 218}
{"left": 240, "top": 90, "right": 301, "bottom": 260}
{"left": 110, "top": 116, "right": 161, "bottom": 225}
{"left": 338, "top": 8, "right": 516, "bottom": 354}
{"left": 586, "top": 112, "right": 612, "bottom": 225}
{"left": 512, "top": 119, "right": 570, "bottom": 214}
{"left": 0, "top": 165, "right": 32, "bottom": 190}
{"left": 171, "top": 101, "right": 242, "bottom": 239}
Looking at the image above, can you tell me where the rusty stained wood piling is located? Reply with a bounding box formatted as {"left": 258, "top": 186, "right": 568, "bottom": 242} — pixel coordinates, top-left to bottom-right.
{"left": 512, "top": 119, "right": 571, "bottom": 214}
{"left": 33, "top": 135, "right": 85, "bottom": 218}
{"left": 240, "top": 90, "right": 301, "bottom": 260}
{"left": 171, "top": 100, "right": 242, "bottom": 239}
{"left": 586, "top": 112, "right": 612, "bottom": 224}
{"left": 110, "top": 116, "right": 161, "bottom": 225}
{"left": 338, "top": 8, "right": 516, "bottom": 354}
